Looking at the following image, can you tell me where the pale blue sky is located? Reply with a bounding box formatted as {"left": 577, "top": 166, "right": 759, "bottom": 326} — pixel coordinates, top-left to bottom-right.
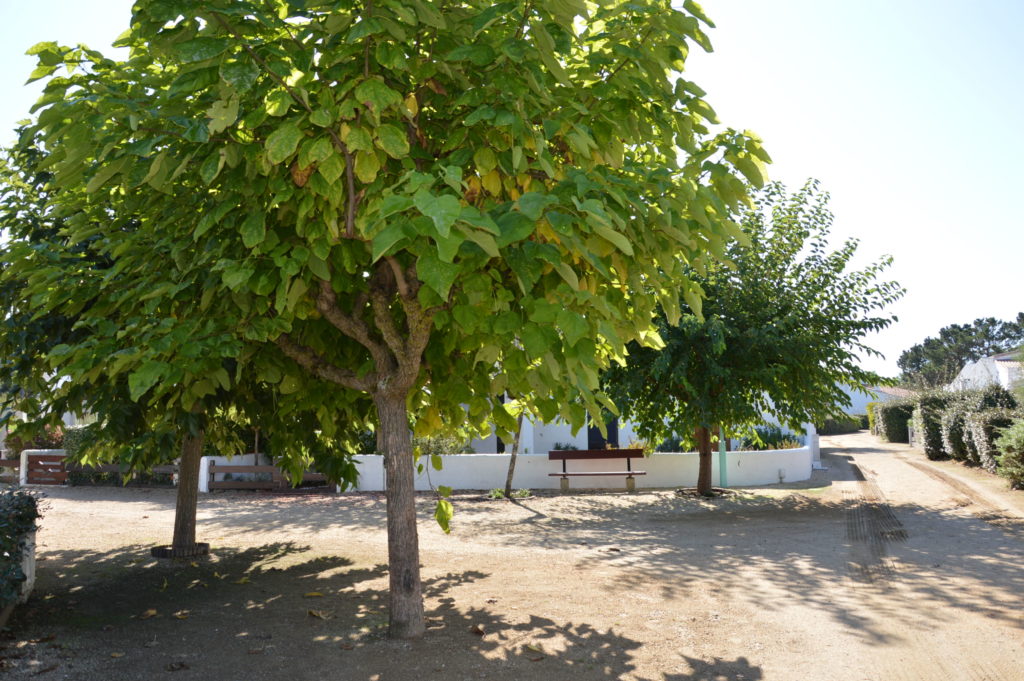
{"left": 1, "top": 1, "right": 1021, "bottom": 377}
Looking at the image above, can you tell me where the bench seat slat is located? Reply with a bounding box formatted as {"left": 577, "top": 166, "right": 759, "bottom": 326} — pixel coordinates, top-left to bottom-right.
{"left": 548, "top": 471, "right": 647, "bottom": 477}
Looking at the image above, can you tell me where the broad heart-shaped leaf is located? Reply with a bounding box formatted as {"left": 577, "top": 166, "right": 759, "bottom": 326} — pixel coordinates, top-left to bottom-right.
{"left": 354, "top": 150, "right": 380, "bottom": 183}
{"left": 417, "top": 250, "right": 459, "bottom": 299}
{"left": 240, "top": 212, "right": 266, "bottom": 248}
{"left": 265, "top": 123, "right": 303, "bottom": 164}
{"left": 354, "top": 78, "right": 402, "bottom": 113}
{"left": 206, "top": 97, "right": 239, "bottom": 134}
{"left": 516, "top": 191, "right": 556, "bottom": 220}
{"left": 371, "top": 221, "right": 408, "bottom": 262}
{"left": 413, "top": 190, "right": 461, "bottom": 238}
{"left": 128, "top": 361, "right": 167, "bottom": 402}
{"left": 220, "top": 58, "right": 260, "bottom": 93}
{"left": 375, "top": 124, "right": 410, "bottom": 159}
{"left": 175, "top": 37, "right": 229, "bottom": 63}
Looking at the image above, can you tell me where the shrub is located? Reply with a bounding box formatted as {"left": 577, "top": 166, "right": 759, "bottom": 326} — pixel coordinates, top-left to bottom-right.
{"left": 965, "top": 408, "right": 1018, "bottom": 473}
{"left": 855, "top": 414, "right": 869, "bottom": 430}
{"left": 940, "top": 406, "right": 970, "bottom": 461}
{"left": 551, "top": 441, "right": 580, "bottom": 451}
{"left": 0, "top": 489, "right": 40, "bottom": 608}
{"left": 741, "top": 425, "right": 805, "bottom": 451}
{"left": 816, "top": 414, "right": 862, "bottom": 435}
{"left": 5, "top": 423, "right": 64, "bottom": 454}
{"left": 875, "top": 400, "right": 914, "bottom": 443}
{"left": 866, "top": 402, "right": 880, "bottom": 435}
{"left": 995, "top": 420, "right": 1024, "bottom": 489}
{"left": 654, "top": 435, "right": 684, "bottom": 452}
{"left": 910, "top": 390, "right": 956, "bottom": 460}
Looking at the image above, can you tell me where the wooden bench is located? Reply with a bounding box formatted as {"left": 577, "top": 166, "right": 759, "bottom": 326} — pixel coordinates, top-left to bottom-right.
{"left": 548, "top": 449, "right": 646, "bottom": 492}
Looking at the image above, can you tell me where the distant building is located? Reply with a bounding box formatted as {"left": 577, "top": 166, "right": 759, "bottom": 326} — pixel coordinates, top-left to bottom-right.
{"left": 840, "top": 384, "right": 915, "bottom": 415}
{"left": 948, "top": 351, "right": 1023, "bottom": 391}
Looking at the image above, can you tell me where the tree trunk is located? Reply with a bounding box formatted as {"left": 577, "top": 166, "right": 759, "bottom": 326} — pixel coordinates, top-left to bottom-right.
{"left": 695, "top": 425, "right": 713, "bottom": 496}
{"left": 503, "top": 413, "right": 524, "bottom": 500}
{"left": 376, "top": 393, "right": 425, "bottom": 640}
{"left": 172, "top": 428, "right": 205, "bottom": 552}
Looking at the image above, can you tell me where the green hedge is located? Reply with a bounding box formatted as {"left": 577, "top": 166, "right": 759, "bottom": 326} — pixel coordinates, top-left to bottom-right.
{"left": 996, "top": 419, "right": 1024, "bottom": 489}
{"left": 940, "top": 406, "right": 970, "bottom": 461}
{"left": 0, "top": 489, "right": 40, "bottom": 609}
{"left": 5, "top": 423, "right": 64, "bottom": 454}
{"left": 910, "top": 390, "right": 956, "bottom": 460}
{"left": 965, "top": 408, "right": 1018, "bottom": 473}
{"left": 816, "top": 414, "right": 862, "bottom": 435}
{"left": 875, "top": 400, "right": 914, "bottom": 443}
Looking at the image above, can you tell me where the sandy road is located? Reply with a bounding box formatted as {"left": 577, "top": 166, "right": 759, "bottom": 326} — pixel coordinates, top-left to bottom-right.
{"left": 3, "top": 432, "right": 1023, "bottom": 680}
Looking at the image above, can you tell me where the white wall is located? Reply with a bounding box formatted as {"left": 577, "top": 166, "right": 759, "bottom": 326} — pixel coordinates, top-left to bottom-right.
{"left": 350, "top": 447, "right": 812, "bottom": 492}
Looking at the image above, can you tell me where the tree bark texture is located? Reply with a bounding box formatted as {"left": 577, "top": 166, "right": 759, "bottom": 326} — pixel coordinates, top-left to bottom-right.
{"left": 503, "top": 413, "right": 524, "bottom": 499}
{"left": 695, "top": 425, "right": 713, "bottom": 495}
{"left": 172, "top": 428, "right": 205, "bottom": 552}
{"left": 376, "top": 394, "right": 426, "bottom": 640}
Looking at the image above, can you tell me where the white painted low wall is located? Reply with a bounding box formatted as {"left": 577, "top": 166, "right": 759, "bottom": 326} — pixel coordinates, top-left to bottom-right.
{"left": 351, "top": 447, "right": 813, "bottom": 492}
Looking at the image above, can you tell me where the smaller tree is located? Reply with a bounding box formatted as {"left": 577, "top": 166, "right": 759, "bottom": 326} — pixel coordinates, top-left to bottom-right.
{"left": 605, "top": 181, "right": 904, "bottom": 494}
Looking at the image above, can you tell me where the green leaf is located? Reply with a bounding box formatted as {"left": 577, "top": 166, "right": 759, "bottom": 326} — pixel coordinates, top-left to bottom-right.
{"left": 354, "top": 78, "right": 402, "bottom": 113}
{"left": 437, "top": 485, "right": 453, "bottom": 497}
{"left": 354, "top": 150, "right": 380, "bottom": 183}
{"left": 371, "top": 221, "right": 408, "bottom": 262}
{"left": 413, "top": 191, "right": 462, "bottom": 238}
{"left": 434, "top": 498, "right": 453, "bottom": 534}
{"left": 318, "top": 153, "right": 345, "bottom": 184}
{"left": 591, "top": 223, "right": 634, "bottom": 256}
{"left": 473, "top": 147, "right": 497, "bottom": 175}
{"left": 199, "top": 151, "right": 225, "bottom": 185}
{"left": 85, "top": 156, "right": 130, "bottom": 193}
{"left": 343, "top": 126, "right": 373, "bottom": 152}
{"left": 516, "top": 192, "right": 555, "bottom": 220}
{"left": 206, "top": 97, "right": 239, "bottom": 134}
{"left": 496, "top": 211, "right": 535, "bottom": 247}
{"left": 265, "top": 123, "right": 303, "bottom": 164}
{"left": 220, "top": 58, "right": 260, "bottom": 93}
{"left": 307, "top": 254, "right": 331, "bottom": 280}
{"left": 128, "top": 362, "right": 166, "bottom": 402}
{"left": 417, "top": 250, "right": 459, "bottom": 299}
{"left": 379, "top": 194, "right": 414, "bottom": 219}
{"left": 175, "top": 37, "right": 229, "bottom": 63}
{"left": 241, "top": 212, "right": 266, "bottom": 248}
{"left": 375, "top": 124, "right": 410, "bottom": 159}
{"left": 459, "top": 206, "right": 500, "bottom": 235}
{"left": 265, "top": 90, "right": 292, "bottom": 116}
{"left": 310, "top": 108, "right": 334, "bottom": 127}
{"left": 734, "top": 155, "right": 767, "bottom": 189}
{"left": 221, "top": 265, "right": 253, "bottom": 291}
{"left": 460, "top": 227, "right": 499, "bottom": 258}
{"left": 558, "top": 309, "right": 589, "bottom": 347}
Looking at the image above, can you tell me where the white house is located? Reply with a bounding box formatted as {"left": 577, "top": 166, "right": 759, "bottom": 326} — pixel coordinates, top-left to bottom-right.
{"left": 948, "top": 350, "right": 1023, "bottom": 391}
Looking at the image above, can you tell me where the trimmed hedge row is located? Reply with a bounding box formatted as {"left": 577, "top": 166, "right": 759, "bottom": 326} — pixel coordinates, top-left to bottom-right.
{"left": 816, "top": 414, "right": 862, "bottom": 435}
{"left": 966, "top": 408, "right": 1018, "bottom": 474}
{"left": 911, "top": 390, "right": 957, "bottom": 460}
{"left": 873, "top": 400, "right": 914, "bottom": 443}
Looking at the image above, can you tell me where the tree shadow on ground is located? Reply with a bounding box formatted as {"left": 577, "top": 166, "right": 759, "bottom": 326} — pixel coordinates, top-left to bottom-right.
{"left": 1, "top": 549, "right": 700, "bottom": 681}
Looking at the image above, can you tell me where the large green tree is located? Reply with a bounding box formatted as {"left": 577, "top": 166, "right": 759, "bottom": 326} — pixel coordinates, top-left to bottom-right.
{"left": 897, "top": 315, "right": 1024, "bottom": 389}
{"left": 13, "top": 0, "right": 764, "bottom": 637}
{"left": 605, "top": 181, "right": 904, "bottom": 494}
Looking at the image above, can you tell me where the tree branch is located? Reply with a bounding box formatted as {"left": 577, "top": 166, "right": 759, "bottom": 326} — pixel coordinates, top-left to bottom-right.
{"left": 276, "top": 334, "right": 376, "bottom": 392}
{"left": 315, "top": 280, "right": 390, "bottom": 370}
{"left": 385, "top": 256, "right": 411, "bottom": 299}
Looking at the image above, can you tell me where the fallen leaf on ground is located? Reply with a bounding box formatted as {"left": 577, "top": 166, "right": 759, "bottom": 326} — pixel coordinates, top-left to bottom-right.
{"left": 469, "top": 624, "right": 485, "bottom": 636}
{"left": 247, "top": 648, "right": 265, "bottom": 655}
{"left": 485, "top": 598, "right": 498, "bottom": 604}
{"left": 158, "top": 578, "right": 168, "bottom": 592}
{"left": 32, "top": 663, "right": 58, "bottom": 675}
{"left": 340, "top": 643, "right": 354, "bottom": 650}
{"left": 165, "top": 661, "right": 189, "bottom": 671}
{"left": 524, "top": 644, "right": 543, "bottom": 653}
{"left": 308, "top": 610, "right": 332, "bottom": 620}
{"left": 233, "top": 576, "right": 250, "bottom": 585}
{"left": 30, "top": 635, "right": 55, "bottom": 644}
{"left": 172, "top": 610, "right": 190, "bottom": 620}
{"left": 303, "top": 592, "right": 324, "bottom": 598}
{"left": 140, "top": 609, "right": 157, "bottom": 619}
{"left": 110, "top": 652, "right": 124, "bottom": 658}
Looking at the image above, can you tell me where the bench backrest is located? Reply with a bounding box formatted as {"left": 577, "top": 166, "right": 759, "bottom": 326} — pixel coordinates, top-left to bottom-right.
{"left": 548, "top": 448, "right": 644, "bottom": 461}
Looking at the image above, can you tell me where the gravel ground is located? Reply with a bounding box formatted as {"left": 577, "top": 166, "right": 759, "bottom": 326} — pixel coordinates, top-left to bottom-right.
{"left": 3, "top": 432, "right": 1023, "bottom": 681}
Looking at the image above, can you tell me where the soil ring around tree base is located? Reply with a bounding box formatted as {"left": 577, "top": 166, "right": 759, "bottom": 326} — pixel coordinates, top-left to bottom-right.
{"left": 149, "top": 542, "right": 210, "bottom": 560}
{"left": 674, "top": 486, "right": 735, "bottom": 498}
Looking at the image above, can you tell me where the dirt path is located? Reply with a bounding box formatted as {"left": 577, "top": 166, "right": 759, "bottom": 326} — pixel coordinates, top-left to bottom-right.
{"left": 3, "top": 432, "right": 1023, "bottom": 680}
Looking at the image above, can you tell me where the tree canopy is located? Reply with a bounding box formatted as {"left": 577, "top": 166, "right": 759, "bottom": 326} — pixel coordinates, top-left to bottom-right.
{"left": 7, "top": 0, "right": 765, "bottom": 637}
{"left": 897, "top": 315, "right": 1024, "bottom": 389}
{"left": 604, "top": 181, "right": 904, "bottom": 492}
